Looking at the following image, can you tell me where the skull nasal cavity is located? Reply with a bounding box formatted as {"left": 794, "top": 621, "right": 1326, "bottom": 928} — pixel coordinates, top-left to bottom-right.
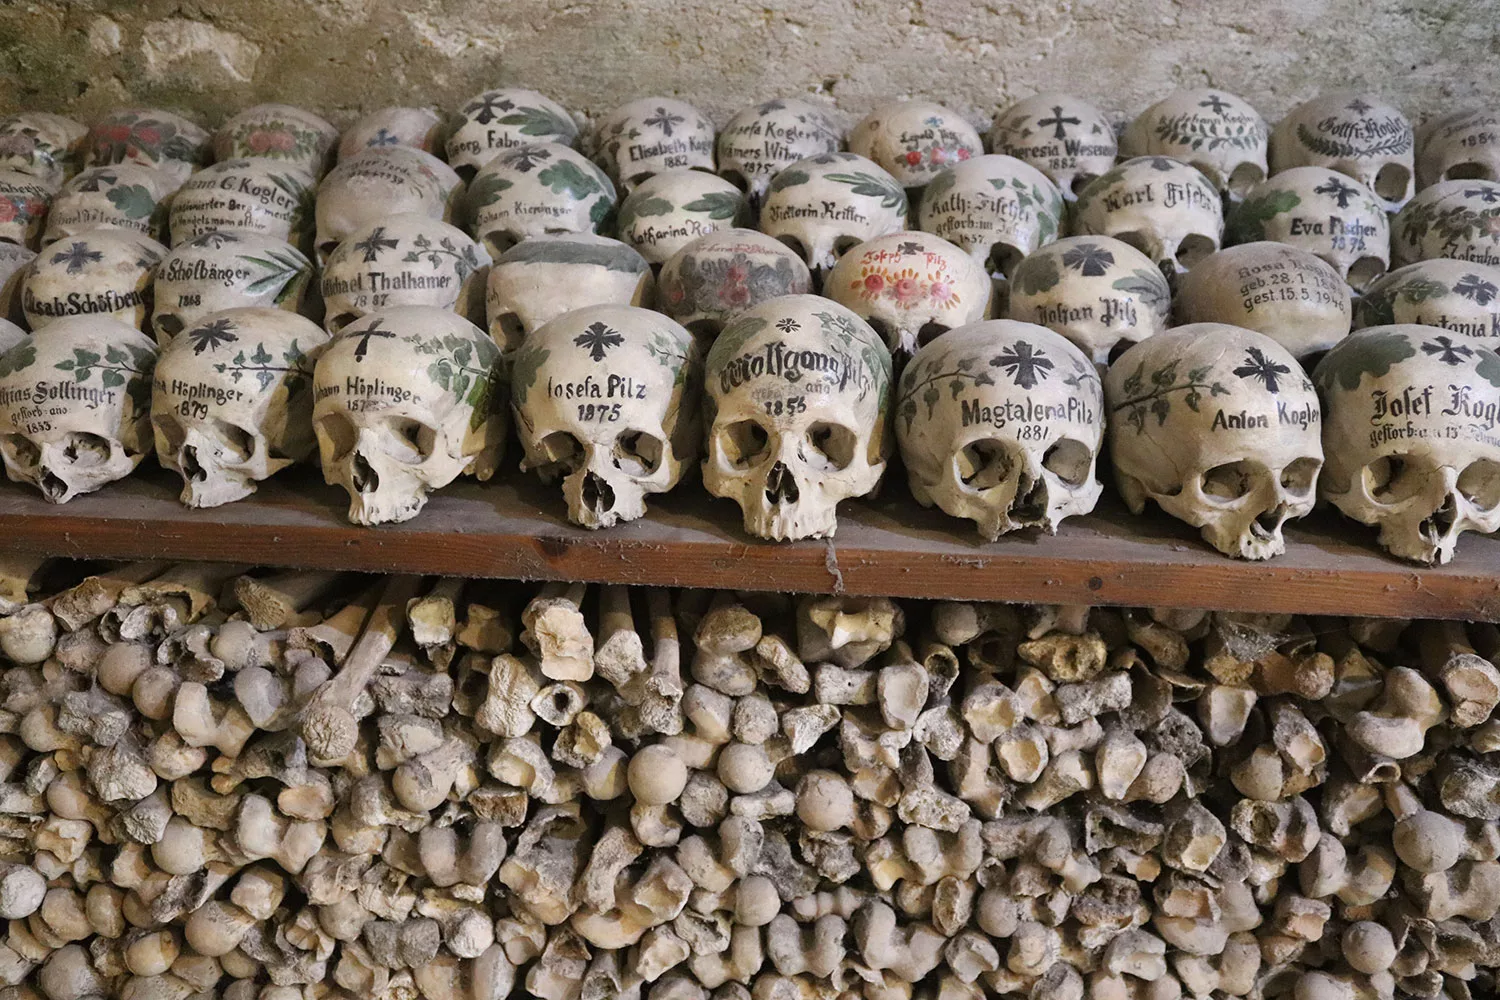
{"left": 182, "top": 445, "right": 207, "bottom": 483}
{"left": 582, "top": 470, "right": 616, "bottom": 512}
{"left": 765, "top": 462, "right": 800, "bottom": 505}
{"left": 351, "top": 452, "right": 379, "bottom": 493}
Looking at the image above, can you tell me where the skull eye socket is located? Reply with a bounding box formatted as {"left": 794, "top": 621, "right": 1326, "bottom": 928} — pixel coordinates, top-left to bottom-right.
{"left": 956, "top": 439, "right": 1014, "bottom": 490}
{"left": 1200, "top": 460, "right": 1260, "bottom": 503}
{"left": 1458, "top": 459, "right": 1500, "bottom": 511}
{"left": 1445, "top": 162, "right": 1495, "bottom": 182}
{"left": 1373, "top": 164, "right": 1411, "bottom": 203}
{"left": 832, "top": 236, "right": 862, "bottom": 260}
{"left": 212, "top": 420, "right": 256, "bottom": 463}
{"left": 317, "top": 239, "right": 341, "bottom": 264}
{"left": 315, "top": 412, "right": 358, "bottom": 462}
{"left": 154, "top": 314, "right": 184, "bottom": 338}
{"left": 535, "top": 431, "right": 585, "bottom": 477}
{"left": 916, "top": 322, "right": 950, "bottom": 349}
{"left": 1346, "top": 257, "right": 1386, "bottom": 292}
{"left": 152, "top": 414, "right": 186, "bottom": 453}
{"left": 614, "top": 430, "right": 663, "bottom": 478}
{"left": 326, "top": 312, "right": 360, "bottom": 334}
{"left": 493, "top": 312, "right": 527, "bottom": 353}
{"left": 1175, "top": 234, "right": 1217, "bottom": 270}
{"left": 986, "top": 243, "right": 1024, "bottom": 279}
{"left": 804, "top": 422, "right": 856, "bottom": 473}
{"left": 1226, "top": 163, "right": 1266, "bottom": 198}
{"left": 380, "top": 417, "right": 436, "bottom": 464}
{"left": 1279, "top": 457, "right": 1322, "bottom": 497}
{"left": 717, "top": 420, "right": 771, "bottom": 470}
{"left": 1042, "top": 438, "right": 1094, "bottom": 488}
{"left": 719, "top": 169, "right": 749, "bottom": 192}
{"left": 1362, "top": 454, "right": 1427, "bottom": 505}
{"left": 622, "top": 171, "right": 654, "bottom": 191}
{"left": 61, "top": 432, "right": 112, "bottom": 467}
{"left": 483, "top": 232, "right": 517, "bottom": 258}
{"left": 1, "top": 434, "right": 38, "bottom": 468}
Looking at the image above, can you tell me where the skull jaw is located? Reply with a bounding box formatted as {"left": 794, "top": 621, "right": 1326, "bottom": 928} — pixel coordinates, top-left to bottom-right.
{"left": 325, "top": 453, "right": 432, "bottom": 527}
{"left": 741, "top": 498, "right": 839, "bottom": 542}
{"left": 180, "top": 472, "right": 257, "bottom": 509}
{"left": 1370, "top": 498, "right": 1468, "bottom": 566}
{"left": 1155, "top": 493, "right": 1296, "bottom": 562}
{"left": 5, "top": 446, "right": 137, "bottom": 505}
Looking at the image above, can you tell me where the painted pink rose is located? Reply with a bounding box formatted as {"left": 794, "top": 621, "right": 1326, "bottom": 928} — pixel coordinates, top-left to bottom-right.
{"left": 929, "top": 281, "right": 953, "bottom": 302}
{"left": 956, "top": 147, "right": 972, "bottom": 161}
{"left": 893, "top": 276, "right": 923, "bottom": 304}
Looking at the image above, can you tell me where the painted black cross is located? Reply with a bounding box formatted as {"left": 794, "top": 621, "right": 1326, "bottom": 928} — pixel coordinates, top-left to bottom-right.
{"left": 1466, "top": 187, "right": 1500, "bottom": 203}
{"left": 1037, "top": 106, "right": 1080, "bottom": 140}
{"left": 353, "top": 226, "right": 399, "bottom": 263}
{"left": 350, "top": 320, "right": 396, "bottom": 361}
{"left": 1346, "top": 98, "right": 1373, "bottom": 115}
{"left": 1198, "top": 94, "right": 1231, "bottom": 116}
{"left": 1313, "top": 176, "right": 1359, "bottom": 209}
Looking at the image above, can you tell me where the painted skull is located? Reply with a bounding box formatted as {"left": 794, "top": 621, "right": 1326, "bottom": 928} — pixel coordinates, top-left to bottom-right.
{"left": 717, "top": 98, "right": 843, "bottom": 203}
{"left": 314, "top": 147, "right": 462, "bottom": 263}
{"left": 759, "top": 152, "right": 908, "bottom": 281}
{"left": 592, "top": 98, "right": 716, "bottom": 192}
{"left": 848, "top": 100, "right": 982, "bottom": 189}
{"left": 1269, "top": 93, "right": 1415, "bottom": 212}
{"left": 338, "top": 107, "right": 447, "bottom": 161}
{"left": 152, "top": 231, "right": 316, "bottom": 343}
{"left": 1072, "top": 156, "right": 1224, "bottom": 277}
{"left": 152, "top": 307, "right": 329, "bottom": 507}
{"left": 1120, "top": 89, "right": 1268, "bottom": 200}
{"left": 1105, "top": 324, "right": 1323, "bottom": 560}
{"left": 1356, "top": 259, "right": 1500, "bottom": 339}
{"left": 1392, "top": 180, "right": 1500, "bottom": 269}
{"left": 23, "top": 229, "right": 165, "bottom": 332}
{"left": 486, "top": 234, "right": 654, "bottom": 352}
{"left": 0, "top": 112, "right": 87, "bottom": 187}
{"left": 168, "top": 159, "right": 317, "bottom": 249}
{"left": 703, "top": 295, "right": 892, "bottom": 540}
{"left": 0, "top": 170, "right": 54, "bottom": 249}
{"left": 0, "top": 244, "right": 34, "bottom": 323}
{"left": 989, "top": 93, "right": 1117, "bottom": 200}
{"left": 43, "top": 164, "right": 176, "bottom": 245}
{"left": 917, "top": 154, "right": 1065, "bottom": 279}
{"left": 1228, "top": 167, "right": 1390, "bottom": 289}
{"left": 1314, "top": 324, "right": 1500, "bottom": 564}
{"left": 85, "top": 108, "right": 210, "bottom": 186}
{"left": 214, "top": 104, "right": 339, "bottom": 179}
{"left": 1176, "top": 243, "right": 1351, "bottom": 359}
{"left": 446, "top": 88, "right": 578, "bottom": 176}
{"left": 616, "top": 169, "right": 749, "bottom": 264}
{"left": 510, "top": 304, "right": 701, "bottom": 528}
{"left": 468, "top": 142, "right": 616, "bottom": 255}
{"left": 1418, "top": 108, "right": 1500, "bottom": 189}
{"left": 657, "top": 228, "right": 811, "bottom": 340}
{"left": 321, "top": 213, "right": 491, "bottom": 333}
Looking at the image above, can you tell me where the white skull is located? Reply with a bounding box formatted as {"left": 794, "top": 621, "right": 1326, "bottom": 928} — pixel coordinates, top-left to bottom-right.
{"left": 153, "top": 230, "right": 316, "bottom": 343}
{"left": 314, "top": 147, "right": 462, "bottom": 263}
{"left": 0, "top": 314, "right": 156, "bottom": 502}
{"left": 0, "top": 319, "right": 23, "bottom": 354}
{"left": 616, "top": 169, "right": 749, "bottom": 264}
{"left": 1073, "top": 156, "right": 1224, "bottom": 276}
{"left": 213, "top": 104, "right": 339, "bottom": 179}
{"left": 85, "top": 108, "right": 210, "bottom": 186}
{"left": 1007, "top": 235, "right": 1172, "bottom": 364}
{"left": 824, "top": 231, "right": 993, "bottom": 357}
{"left": 1314, "top": 324, "right": 1500, "bottom": 564}
{"left": 0, "top": 244, "right": 34, "bottom": 323}
{"left": 1176, "top": 243, "right": 1352, "bottom": 359}
{"left": 338, "top": 107, "right": 446, "bottom": 161}
{"left": 0, "top": 112, "right": 87, "bottom": 187}
{"left": 313, "top": 306, "right": 507, "bottom": 525}
{"left": 43, "top": 164, "right": 176, "bottom": 245}
{"left": 989, "top": 93, "right": 1117, "bottom": 200}
{"left": 321, "top": 213, "right": 491, "bottom": 333}
{"left": 716, "top": 98, "right": 843, "bottom": 203}
{"left": 151, "top": 307, "right": 329, "bottom": 507}
{"left": 848, "top": 100, "right": 983, "bottom": 189}
{"left": 1120, "top": 89, "right": 1268, "bottom": 200}
{"left": 1356, "top": 259, "right": 1500, "bottom": 339}
{"left": 23, "top": 228, "right": 165, "bottom": 333}
{"left": 593, "top": 98, "right": 716, "bottom": 192}
{"left": 0, "top": 170, "right": 54, "bottom": 249}
{"left": 510, "top": 304, "right": 701, "bottom": 528}
{"left": 759, "top": 152, "right": 908, "bottom": 280}
{"left": 1228, "top": 167, "right": 1390, "bottom": 289}
{"left": 1269, "top": 93, "right": 1415, "bottom": 212}
{"left": 1105, "top": 323, "right": 1323, "bottom": 559}
{"left": 1417, "top": 108, "right": 1500, "bottom": 188}
{"left": 657, "top": 228, "right": 811, "bottom": 339}
{"left": 896, "top": 320, "right": 1102, "bottom": 538}
{"left": 445, "top": 88, "right": 578, "bottom": 176}
{"left": 468, "top": 143, "right": 616, "bottom": 256}
{"left": 486, "top": 234, "right": 654, "bottom": 352}
{"left": 1392, "top": 179, "right": 1500, "bottom": 269}
{"left": 703, "top": 295, "right": 891, "bottom": 540}
{"left": 917, "top": 154, "right": 1065, "bottom": 278}
{"left": 168, "top": 159, "right": 316, "bottom": 249}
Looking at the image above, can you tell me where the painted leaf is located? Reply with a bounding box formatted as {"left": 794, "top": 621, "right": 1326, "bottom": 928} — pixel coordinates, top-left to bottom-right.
{"left": 1314, "top": 329, "right": 1418, "bottom": 392}
{"left": 497, "top": 105, "right": 578, "bottom": 140}
{"left": 1227, "top": 189, "right": 1301, "bottom": 243}
{"left": 105, "top": 184, "right": 156, "bottom": 220}
{"left": 683, "top": 191, "right": 743, "bottom": 221}
{"left": 1014, "top": 253, "right": 1061, "bottom": 296}
{"left": 467, "top": 173, "right": 514, "bottom": 208}
{"left": 537, "top": 160, "right": 605, "bottom": 199}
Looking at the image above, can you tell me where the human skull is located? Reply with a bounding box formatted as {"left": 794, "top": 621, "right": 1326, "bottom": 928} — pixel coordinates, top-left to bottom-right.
{"left": 168, "top": 159, "right": 317, "bottom": 249}
{"left": 1073, "top": 156, "right": 1224, "bottom": 277}
{"left": 152, "top": 230, "right": 317, "bottom": 343}
{"left": 486, "top": 234, "right": 653, "bottom": 352}
{"left": 759, "top": 152, "right": 908, "bottom": 281}
{"left": 716, "top": 98, "right": 843, "bottom": 204}
{"left": 593, "top": 98, "right": 716, "bottom": 192}
{"left": 0, "top": 244, "right": 33, "bottom": 323}
{"left": 1105, "top": 324, "right": 1323, "bottom": 559}
{"left": 43, "top": 164, "right": 176, "bottom": 245}
{"left": 0, "top": 319, "right": 23, "bottom": 354}
{"left": 85, "top": 108, "right": 210, "bottom": 186}
{"left": 1269, "top": 93, "right": 1415, "bottom": 212}
{"left": 824, "top": 231, "right": 993, "bottom": 357}
{"left": 1007, "top": 235, "right": 1172, "bottom": 364}
{"left": 1176, "top": 243, "right": 1351, "bottom": 359}
{"left": 321, "top": 214, "right": 489, "bottom": 333}
{"left": 0, "top": 171, "right": 53, "bottom": 249}
{"left": 1314, "top": 324, "right": 1500, "bottom": 564}
{"left": 339, "top": 108, "right": 446, "bottom": 161}
{"left": 152, "top": 307, "right": 329, "bottom": 507}
{"left": 989, "top": 93, "right": 1117, "bottom": 200}
{"left": 445, "top": 88, "right": 578, "bottom": 177}
{"left": 23, "top": 229, "right": 165, "bottom": 333}
{"left": 468, "top": 143, "right": 616, "bottom": 256}
{"left": 616, "top": 169, "right": 750, "bottom": 265}
{"left": 848, "top": 100, "right": 982, "bottom": 189}
{"left": 313, "top": 306, "right": 507, "bottom": 525}
{"left": 1228, "top": 167, "right": 1390, "bottom": 289}
{"left": 1356, "top": 259, "right": 1500, "bottom": 339}
{"left": 213, "top": 104, "right": 339, "bottom": 179}
{"left": 703, "top": 295, "right": 891, "bottom": 540}
{"left": 314, "top": 147, "right": 462, "bottom": 263}
{"left": 896, "top": 320, "right": 1102, "bottom": 538}
{"left": 657, "top": 228, "right": 811, "bottom": 340}
{"left": 1392, "top": 180, "right": 1500, "bottom": 269}
{"left": 509, "top": 304, "right": 701, "bottom": 528}
{"left": 1417, "top": 108, "right": 1500, "bottom": 188}
{"left": 0, "top": 112, "right": 87, "bottom": 187}
{"left": 917, "top": 154, "right": 1065, "bottom": 279}
{"left": 1120, "top": 89, "right": 1269, "bottom": 200}
{"left": 0, "top": 314, "right": 157, "bottom": 502}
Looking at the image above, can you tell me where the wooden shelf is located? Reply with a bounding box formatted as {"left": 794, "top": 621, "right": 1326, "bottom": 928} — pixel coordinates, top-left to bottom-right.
{"left": 0, "top": 466, "right": 1496, "bottom": 620}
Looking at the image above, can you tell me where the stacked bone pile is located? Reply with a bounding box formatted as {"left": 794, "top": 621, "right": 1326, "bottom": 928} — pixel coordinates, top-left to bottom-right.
{"left": 2, "top": 557, "right": 1500, "bottom": 999}
{"left": 0, "top": 94, "right": 1499, "bottom": 562}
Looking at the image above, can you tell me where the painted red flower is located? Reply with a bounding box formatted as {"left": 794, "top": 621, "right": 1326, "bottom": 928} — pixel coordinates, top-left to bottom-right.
{"left": 103, "top": 124, "right": 132, "bottom": 143}
{"left": 861, "top": 273, "right": 886, "bottom": 295}
{"left": 725, "top": 261, "right": 749, "bottom": 284}
{"left": 721, "top": 282, "right": 751, "bottom": 307}
{"left": 930, "top": 147, "right": 947, "bottom": 164}
{"left": 22, "top": 199, "right": 44, "bottom": 217}
{"left": 904, "top": 150, "right": 922, "bottom": 166}
{"left": 0, "top": 200, "right": 16, "bottom": 223}
{"left": 666, "top": 286, "right": 685, "bottom": 304}
{"left": 929, "top": 280, "right": 953, "bottom": 302}
{"left": 893, "top": 276, "right": 923, "bottom": 304}
{"left": 249, "top": 130, "right": 295, "bottom": 153}
{"left": 134, "top": 126, "right": 162, "bottom": 147}
{"left": 956, "top": 147, "right": 972, "bottom": 161}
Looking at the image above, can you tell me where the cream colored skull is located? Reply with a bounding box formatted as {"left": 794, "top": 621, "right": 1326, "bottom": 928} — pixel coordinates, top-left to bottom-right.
{"left": 1073, "top": 157, "right": 1223, "bottom": 276}
{"left": 1418, "top": 109, "right": 1500, "bottom": 189}
{"left": 214, "top": 104, "right": 339, "bottom": 179}
{"left": 313, "top": 306, "right": 506, "bottom": 525}
{"left": 321, "top": 214, "right": 491, "bottom": 333}
{"left": 593, "top": 98, "right": 716, "bottom": 192}
{"left": 153, "top": 231, "right": 315, "bottom": 343}
{"left": 703, "top": 295, "right": 891, "bottom": 540}
{"left": 897, "top": 320, "right": 1102, "bottom": 538}
{"left": 152, "top": 307, "right": 329, "bottom": 507}
{"left": 1314, "top": 324, "right": 1500, "bottom": 564}
{"left": 1229, "top": 167, "right": 1389, "bottom": 289}
{"left": 0, "top": 315, "right": 156, "bottom": 502}
{"left": 468, "top": 143, "right": 616, "bottom": 255}
{"left": 486, "top": 234, "right": 653, "bottom": 352}
{"left": 0, "top": 170, "right": 53, "bottom": 249}
{"left": 1007, "top": 236, "right": 1172, "bottom": 364}
{"left": 85, "top": 109, "right": 210, "bottom": 186}
{"left": 338, "top": 108, "right": 446, "bottom": 161}
{"left": 0, "top": 319, "right": 23, "bottom": 355}
{"left": 23, "top": 229, "right": 165, "bottom": 332}
{"left": 658, "top": 228, "right": 811, "bottom": 340}
{"left": 1392, "top": 180, "right": 1500, "bottom": 269}
{"left": 0, "top": 112, "right": 87, "bottom": 187}
{"left": 1121, "top": 89, "right": 1268, "bottom": 200}
{"left": 1269, "top": 93, "right": 1415, "bottom": 212}
{"left": 314, "top": 147, "right": 462, "bottom": 263}
{"left": 43, "top": 164, "right": 176, "bottom": 245}
{"left": 917, "top": 155, "right": 1065, "bottom": 278}
{"left": 168, "top": 159, "right": 316, "bottom": 249}
{"left": 1356, "top": 259, "right": 1500, "bottom": 339}
{"left": 759, "top": 152, "right": 908, "bottom": 280}
{"left": 717, "top": 98, "right": 843, "bottom": 203}
{"left": 0, "top": 244, "right": 33, "bottom": 322}
{"left": 1176, "top": 243, "right": 1351, "bottom": 359}
{"left": 848, "top": 100, "right": 982, "bottom": 189}
{"left": 446, "top": 88, "right": 578, "bottom": 176}
{"left": 1105, "top": 324, "right": 1323, "bottom": 559}
{"left": 617, "top": 169, "right": 749, "bottom": 265}
{"left": 990, "top": 93, "right": 1117, "bottom": 201}
{"left": 824, "top": 231, "right": 993, "bottom": 357}
{"left": 510, "top": 305, "right": 701, "bottom": 528}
